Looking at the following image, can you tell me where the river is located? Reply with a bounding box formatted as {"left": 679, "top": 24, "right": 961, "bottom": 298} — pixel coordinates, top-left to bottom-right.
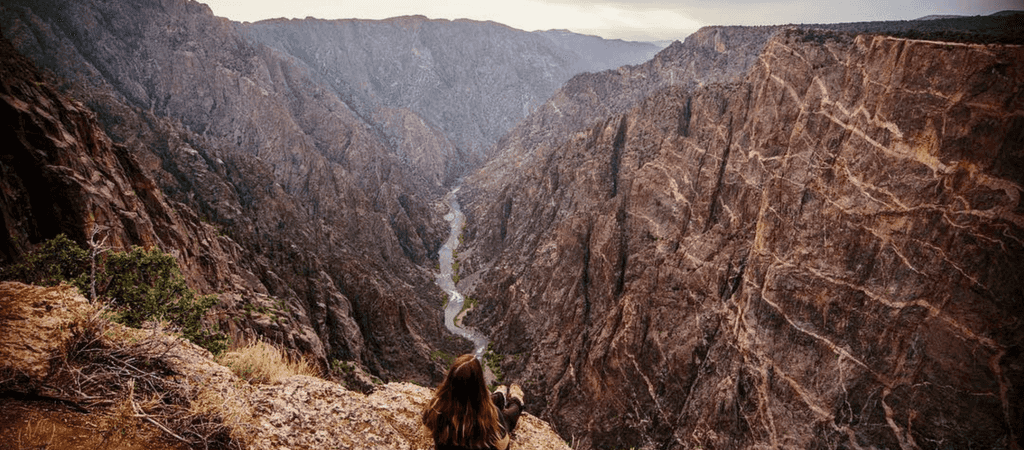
{"left": 436, "top": 186, "right": 489, "bottom": 358}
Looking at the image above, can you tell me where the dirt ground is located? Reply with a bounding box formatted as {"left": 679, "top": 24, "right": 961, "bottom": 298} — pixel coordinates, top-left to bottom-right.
{"left": 0, "top": 397, "right": 190, "bottom": 450}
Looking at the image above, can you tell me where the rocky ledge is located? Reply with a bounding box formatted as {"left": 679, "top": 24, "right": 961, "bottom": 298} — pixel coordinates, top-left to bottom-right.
{"left": 0, "top": 281, "right": 570, "bottom": 450}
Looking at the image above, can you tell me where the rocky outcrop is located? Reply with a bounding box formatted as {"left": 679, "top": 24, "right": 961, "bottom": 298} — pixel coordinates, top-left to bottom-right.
{"left": 251, "top": 378, "right": 569, "bottom": 450}
{"left": 461, "top": 27, "right": 1023, "bottom": 449}
{"left": 0, "top": 281, "right": 571, "bottom": 450}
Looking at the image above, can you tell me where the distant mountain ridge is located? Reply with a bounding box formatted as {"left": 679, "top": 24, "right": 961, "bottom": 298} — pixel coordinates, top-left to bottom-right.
{"left": 915, "top": 14, "right": 965, "bottom": 20}
{"left": 237, "top": 15, "right": 659, "bottom": 183}
{"left": 917, "top": 9, "right": 1023, "bottom": 20}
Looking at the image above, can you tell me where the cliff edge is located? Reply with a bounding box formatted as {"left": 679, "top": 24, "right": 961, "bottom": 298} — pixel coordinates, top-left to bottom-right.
{"left": 0, "top": 281, "right": 570, "bottom": 450}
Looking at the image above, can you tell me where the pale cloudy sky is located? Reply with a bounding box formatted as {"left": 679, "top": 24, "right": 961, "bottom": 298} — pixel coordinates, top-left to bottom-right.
{"left": 200, "top": 0, "right": 1023, "bottom": 42}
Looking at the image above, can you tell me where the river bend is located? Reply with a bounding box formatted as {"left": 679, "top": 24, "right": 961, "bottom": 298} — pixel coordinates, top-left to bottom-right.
{"left": 436, "top": 186, "right": 488, "bottom": 358}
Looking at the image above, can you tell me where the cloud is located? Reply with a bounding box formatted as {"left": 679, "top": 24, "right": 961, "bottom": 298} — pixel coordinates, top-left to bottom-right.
{"left": 201, "top": 0, "right": 702, "bottom": 41}
{"left": 480, "top": 1, "right": 702, "bottom": 40}
{"left": 198, "top": 0, "right": 1018, "bottom": 41}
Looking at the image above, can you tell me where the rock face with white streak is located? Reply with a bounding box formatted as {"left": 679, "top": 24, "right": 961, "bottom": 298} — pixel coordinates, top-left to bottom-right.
{"left": 461, "top": 28, "right": 1023, "bottom": 449}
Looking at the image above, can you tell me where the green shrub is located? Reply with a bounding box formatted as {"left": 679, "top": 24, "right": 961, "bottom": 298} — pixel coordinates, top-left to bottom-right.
{"left": 1, "top": 234, "right": 227, "bottom": 354}
{"left": 330, "top": 359, "right": 355, "bottom": 375}
{"left": 460, "top": 296, "right": 478, "bottom": 315}
{"left": 484, "top": 344, "right": 503, "bottom": 384}
{"left": 1, "top": 234, "right": 89, "bottom": 292}
{"left": 430, "top": 350, "right": 455, "bottom": 366}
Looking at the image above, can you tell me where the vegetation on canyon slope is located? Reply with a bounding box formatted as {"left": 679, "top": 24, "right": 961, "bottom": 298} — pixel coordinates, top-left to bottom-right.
{"left": 0, "top": 234, "right": 227, "bottom": 354}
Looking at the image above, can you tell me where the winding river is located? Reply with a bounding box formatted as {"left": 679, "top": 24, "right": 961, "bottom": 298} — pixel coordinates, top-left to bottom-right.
{"left": 437, "top": 186, "right": 489, "bottom": 358}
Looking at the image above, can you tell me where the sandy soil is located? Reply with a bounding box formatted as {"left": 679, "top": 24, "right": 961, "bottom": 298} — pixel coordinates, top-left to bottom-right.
{"left": 0, "top": 397, "right": 189, "bottom": 450}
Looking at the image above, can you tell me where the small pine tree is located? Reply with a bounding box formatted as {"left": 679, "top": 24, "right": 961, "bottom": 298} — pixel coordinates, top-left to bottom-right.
{"left": 1, "top": 234, "right": 89, "bottom": 292}
{"left": 101, "top": 246, "right": 227, "bottom": 354}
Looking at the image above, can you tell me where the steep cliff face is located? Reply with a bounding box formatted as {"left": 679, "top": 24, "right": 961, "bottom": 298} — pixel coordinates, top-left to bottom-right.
{"left": 0, "top": 0, "right": 459, "bottom": 383}
{"left": 462, "top": 28, "right": 1023, "bottom": 449}
{"left": 0, "top": 31, "right": 260, "bottom": 311}
{"left": 0, "top": 30, "right": 371, "bottom": 377}
{"left": 238, "top": 16, "right": 659, "bottom": 183}
{"left": 475, "top": 26, "right": 779, "bottom": 191}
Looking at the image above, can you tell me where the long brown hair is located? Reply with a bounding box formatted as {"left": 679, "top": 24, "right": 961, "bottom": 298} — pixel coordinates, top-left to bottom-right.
{"left": 422, "top": 354, "right": 503, "bottom": 448}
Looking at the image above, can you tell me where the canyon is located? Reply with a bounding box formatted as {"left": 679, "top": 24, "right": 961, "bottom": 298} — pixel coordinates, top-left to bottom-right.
{"left": 0, "top": 0, "right": 655, "bottom": 386}
{"left": 1, "top": 0, "right": 1022, "bottom": 448}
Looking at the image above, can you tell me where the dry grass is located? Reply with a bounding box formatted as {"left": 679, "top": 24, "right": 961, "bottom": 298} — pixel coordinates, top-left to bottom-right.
{"left": 190, "top": 383, "right": 256, "bottom": 444}
{"left": 218, "top": 340, "right": 319, "bottom": 384}
{"left": 15, "top": 420, "right": 59, "bottom": 449}
{"left": 39, "top": 305, "right": 245, "bottom": 449}
{"left": 4, "top": 284, "right": 330, "bottom": 450}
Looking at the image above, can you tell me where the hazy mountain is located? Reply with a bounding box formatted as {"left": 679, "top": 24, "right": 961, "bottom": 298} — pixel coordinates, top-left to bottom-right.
{"left": 237, "top": 16, "right": 660, "bottom": 184}
{"left": 917, "top": 9, "right": 1023, "bottom": 20}
{"left": 534, "top": 29, "right": 661, "bottom": 72}
{"left": 915, "top": 14, "right": 965, "bottom": 20}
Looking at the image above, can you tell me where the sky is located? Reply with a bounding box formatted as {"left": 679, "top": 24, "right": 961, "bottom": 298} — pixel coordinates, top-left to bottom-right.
{"left": 200, "top": 0, "right": 1023, "bottom": 42}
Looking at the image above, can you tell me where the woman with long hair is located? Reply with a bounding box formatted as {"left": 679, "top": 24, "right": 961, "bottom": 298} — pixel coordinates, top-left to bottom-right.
{"left": 422, "top": 354, "right": 524, "bottom": 450}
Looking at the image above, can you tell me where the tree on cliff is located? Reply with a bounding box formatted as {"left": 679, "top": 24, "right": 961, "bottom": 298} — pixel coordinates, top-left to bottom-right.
{"left": 0, "top": 234, "right": 226, "bottom": 354}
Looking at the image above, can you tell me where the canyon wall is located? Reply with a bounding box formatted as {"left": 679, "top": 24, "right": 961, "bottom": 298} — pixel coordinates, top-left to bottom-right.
{"left": 5, "top": 0, "right": 1022, "bottom": 446}
{"left": 0, "top": 0, "right": 660, "bottom": 384}
{"left": 0, "top": 0, "right": 457, "bottom": 383}
{"left": 478, "top": 26, "right": 779, "bottom": 188}
{"left": 462, "top": 28, "right": 1023, "bottom": 449}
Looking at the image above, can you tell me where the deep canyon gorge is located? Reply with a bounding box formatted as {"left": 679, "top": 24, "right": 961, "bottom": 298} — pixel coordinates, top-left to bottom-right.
{"left": 1, "top": 0, "right": 1021, "bottom": 448}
